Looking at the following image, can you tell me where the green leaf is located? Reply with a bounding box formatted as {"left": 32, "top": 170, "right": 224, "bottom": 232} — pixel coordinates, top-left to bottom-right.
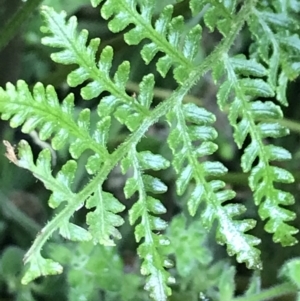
{"left": 219, "top": 265, "right": 236, "bottom": 301}
{"left": 22, "top": 255, "right": 63, "bottom": 285}
{"left": 127, "top": 146, "right": 172, "bottom": 301}
{"left": 188, "top": 125, "right": 218, "bottom": 141}
{"left": 241, "top": 141, "right": 259, "bottom": 172}
{"left": 276, "top": 71, "right": 289, "bottom": 106}
{"left": 249, "top": 101, "right": 283, "bottom": 120}
{"left": 59, "top": 222, "right": 92, "bottom": 241}
{"left": 143, "top": 175, "right": 168, "bottom": 194}
{"left": 239, "top": 79, "right": 274, "bottom": 98}
{"left": 258, "top": 122, "right": 289, "bottom": 138}
{"left": 166, "top": 215, "right": 212, "bottom": 277}
{"left": 183, "top": 103, "right": 216, "bottom": 124}
{"left": 86, "top": 187, "right": 125, "bottom": 246}
{"left": 176, "top": 165, "right": 193, "bottom": 195}
{"left": 16, "top": 141, "right": 77, "bottom": 209}
{"left": 124, "top": 177, "right": 138, "bottom": 199}
{"left": 279, "top": 258, "right": 300, "bottom": 288}
{"left": 138, "top": 151, "right": 170, "bottom": 171}
{"left": 266, "top": 145, "right": 292, "bottom": 162}
{"left": 230, "top": 55, "right": 267, "bottom": 77}
{"left": 189, "top": 0, "right": 206, "bottom": 16}
{"left": 49, "top": 160, "right": 77, "bottom": 208}
{"left": 261, "top": 11, "right": 295, "bottom": 28}
{"left": 280, "top": 34, "right": 300, "bottom": 52}
{"left": 138, "top": 74, "right": 155, "bottom": 109}
{"left": 188, "top": 185, "right": 205, "bottom": 216}
{"left": 217, "top": 81, "right": 233, "bottom": 110}
{"left": 234, "top": 119, "right": 250, "bottom": 148}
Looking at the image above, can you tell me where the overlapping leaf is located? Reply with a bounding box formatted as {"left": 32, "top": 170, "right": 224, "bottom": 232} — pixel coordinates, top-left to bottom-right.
{"left": 167, "top": 102, "right": 261, "bottom": 269}
{"left": 90, "top": 0, "right": 202, "bottom": 83}
{"left": 122, "top": 147, "right": 172, "bottom": 301}
{"left": 217, "top": 54, "right": 298, "bottom": 246}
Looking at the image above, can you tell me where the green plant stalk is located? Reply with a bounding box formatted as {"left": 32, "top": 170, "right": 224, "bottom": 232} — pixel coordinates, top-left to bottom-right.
{"left": 234, "top": 282, "right": 298, "bottom": 301}
{"left": 0, "top": 0, "right": 43, "bottom": 51}
{"left": 23, "top": 0, "right": 256, "bottom": 265}
{"left": 0, "top": 190, "right": 40, "bottom": 237}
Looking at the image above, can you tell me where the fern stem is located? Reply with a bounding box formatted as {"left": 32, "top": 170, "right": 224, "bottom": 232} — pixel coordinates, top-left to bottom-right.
{"left": 0, "top": 0, "right": 42, "bottom": 51}
{"left": 233, "top": 282, "right": 298, "bottom": 301}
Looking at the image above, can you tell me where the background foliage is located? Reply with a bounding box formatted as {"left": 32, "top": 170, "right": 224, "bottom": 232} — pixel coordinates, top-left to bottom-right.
{"left": 0, "top": 0, "right": 300, "bottom": 301}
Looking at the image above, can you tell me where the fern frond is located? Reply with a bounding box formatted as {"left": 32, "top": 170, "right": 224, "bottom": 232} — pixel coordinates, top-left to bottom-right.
{"left": 190, "top": 0, "right": 237, "bottom": 36}
{"left": 11, "top": 140, "right": 126, "bottom": 283}
{"left": 167, "top": 102, "right": 261, "bottom": 269}
{"left": 90, "top": 0, "right": 202, "bottom": 83}
{"left": 0, "top": 0, "right": 269, "bottom": 296}
{"left": 248, "top": 2, "right": 300, "bottom": 104}
{"left": 217, "top": 53, "right": 298, "bottom": 246}
{"left": 4, "top": 140, "right": 93, "bottom": 284}
{"left": 40, "top": 6, "right": 147, "bottom": 117}
{"left": 123, "top": 147, "right": 173, "bottom": 301}
{"left": 0, "top": 81, "right": 108, "bottom": 161}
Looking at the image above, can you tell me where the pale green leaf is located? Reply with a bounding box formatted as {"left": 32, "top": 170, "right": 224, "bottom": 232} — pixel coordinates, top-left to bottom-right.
{"left": 258, "top": 122, "right": 289, "bottom": 138}
{"left": 22, "top": 255, "right": 63, "bottom": 285}
{"left": 239, "top": 79, "right": 274, "bottom": 98}
{"left": 138, "top": 151, "right": 170, "bottom": 171}
{"left": 59, "top": 222, "right": 92, "bottom": 241}
{"left": 143, "top": 175, "right": 168, "bottom": 194}
{"left": 183, "top": 103, "right": 216, "bottom": 124}
{"left": 230, "top": 56, "right": 267, "bottom": 77}
{"left": 86, "top": 188, "right": 125, "bottom": 246}
{"left": 241, "top": 141, "right": 259, "bottom": 172}
{"left": 188, "top": 185, "right": 205, "bottom": 216}
{"left": 176, "top": 165, "right": 193, "bottom": 195}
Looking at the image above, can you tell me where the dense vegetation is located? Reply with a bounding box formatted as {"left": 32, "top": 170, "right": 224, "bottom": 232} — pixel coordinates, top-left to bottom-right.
{"left": 1, "top": 0, "right": 300, "bottom": 300}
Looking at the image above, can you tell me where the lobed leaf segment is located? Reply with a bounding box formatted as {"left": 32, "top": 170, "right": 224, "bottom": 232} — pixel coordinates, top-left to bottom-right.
{"left": 213, "top": 0, "right": 300, "bottom": 246}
